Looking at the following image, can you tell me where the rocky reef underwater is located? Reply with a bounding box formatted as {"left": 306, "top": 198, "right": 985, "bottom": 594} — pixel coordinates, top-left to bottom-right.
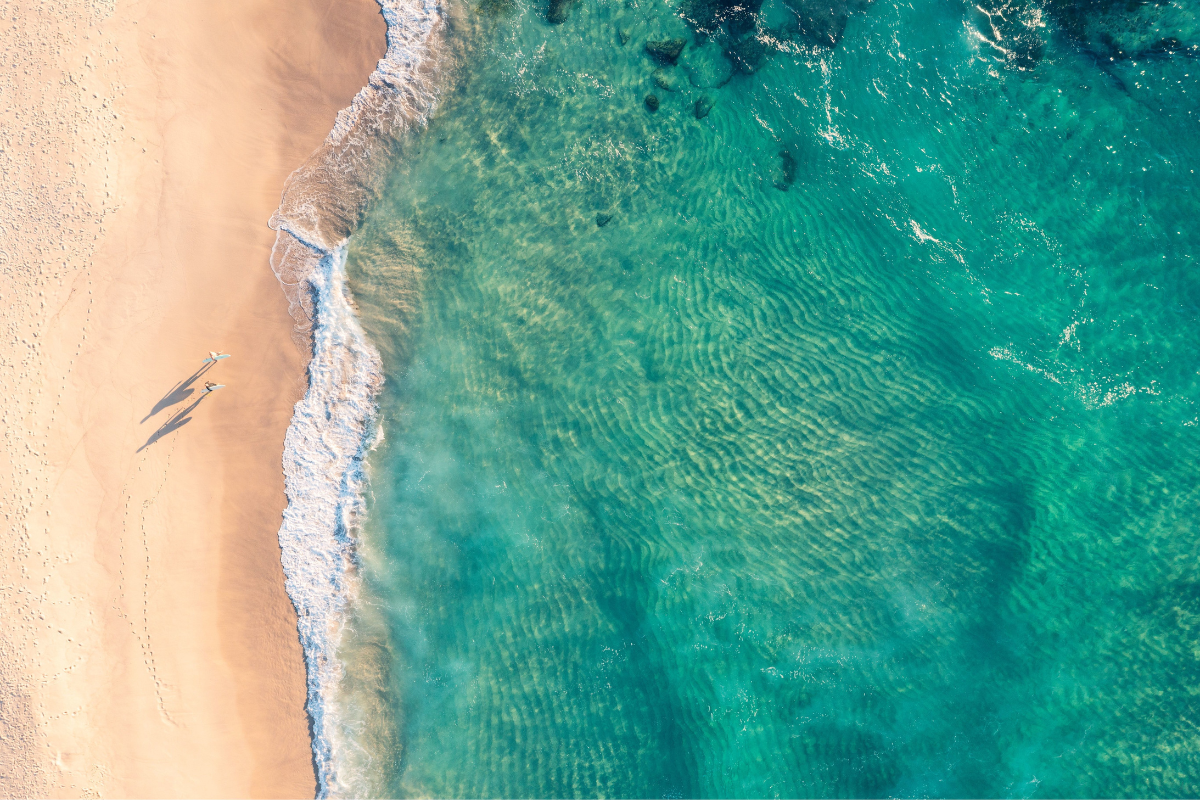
{"left": 531, "top": 0, "right": 1198, "bottom": 82}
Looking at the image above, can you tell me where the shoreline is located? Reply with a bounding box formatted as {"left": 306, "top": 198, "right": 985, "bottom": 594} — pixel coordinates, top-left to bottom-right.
{"left": 0, "top": 0, "right": 388, "bottom": 795}
{"left": 266, "top": 0, "right": 447, "bottom": 792}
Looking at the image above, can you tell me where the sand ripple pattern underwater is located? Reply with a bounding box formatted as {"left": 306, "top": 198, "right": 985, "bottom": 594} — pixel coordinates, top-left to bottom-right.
{"left": 332, "top": 0, "right": 1200, "bottom": 794}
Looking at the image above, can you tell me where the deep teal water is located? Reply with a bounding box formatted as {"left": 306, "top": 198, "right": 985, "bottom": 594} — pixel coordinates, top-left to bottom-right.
{"left": 336, "top": 0, "right": 1200, "bottom": 794}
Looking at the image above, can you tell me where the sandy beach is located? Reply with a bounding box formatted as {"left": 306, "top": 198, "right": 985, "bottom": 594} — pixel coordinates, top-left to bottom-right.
{"left": 0, "top": 0, "right": 386, "bottom": 796}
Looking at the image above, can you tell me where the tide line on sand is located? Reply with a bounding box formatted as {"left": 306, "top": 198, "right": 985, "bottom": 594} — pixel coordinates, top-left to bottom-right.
{"left": 267, "top": 0, "right": 446, "bottom": 795}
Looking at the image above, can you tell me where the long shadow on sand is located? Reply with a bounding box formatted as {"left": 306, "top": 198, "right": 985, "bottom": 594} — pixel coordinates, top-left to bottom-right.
{"left": 138, "top": 395, "right": 208, "bottom": 453}
{"left": 140, "top": 363, "right": 213, "bottom": 424}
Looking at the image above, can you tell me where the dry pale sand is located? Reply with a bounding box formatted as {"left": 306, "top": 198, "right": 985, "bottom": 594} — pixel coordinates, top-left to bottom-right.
{"left": 0, "top": 0, "right": 386, "bottom": 796}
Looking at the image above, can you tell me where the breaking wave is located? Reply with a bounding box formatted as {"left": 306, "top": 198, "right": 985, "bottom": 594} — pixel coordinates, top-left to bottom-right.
{"left": 266, "top": 0, "right": 445, "bottom": 794}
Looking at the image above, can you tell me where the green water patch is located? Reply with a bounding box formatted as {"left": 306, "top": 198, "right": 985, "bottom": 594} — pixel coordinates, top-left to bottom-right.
{"left": 334, "top": 0, "right": 1200, "bottom": 795}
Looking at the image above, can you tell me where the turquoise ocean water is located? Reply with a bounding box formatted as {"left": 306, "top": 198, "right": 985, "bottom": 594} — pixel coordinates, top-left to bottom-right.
{"left": 327, "top": 0, "right": 1200, "bottom": 794}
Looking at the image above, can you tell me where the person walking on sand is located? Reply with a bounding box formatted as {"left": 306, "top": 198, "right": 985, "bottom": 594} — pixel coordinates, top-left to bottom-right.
{"left": 202, "top": 381, "right": 225, "bottom": 394}
{"left": 202, "top": 351, "right": 231, "bottom": 365}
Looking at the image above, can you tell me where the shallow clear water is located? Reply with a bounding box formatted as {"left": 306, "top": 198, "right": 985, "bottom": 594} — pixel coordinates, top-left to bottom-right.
{"left": 335, "top": 0, "right": 1200, "bottom": 794}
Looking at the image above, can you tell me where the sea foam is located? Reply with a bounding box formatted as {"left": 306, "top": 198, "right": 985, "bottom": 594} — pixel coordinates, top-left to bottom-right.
{"left": 267, "top": 0, "right": 445, "bottom": 795}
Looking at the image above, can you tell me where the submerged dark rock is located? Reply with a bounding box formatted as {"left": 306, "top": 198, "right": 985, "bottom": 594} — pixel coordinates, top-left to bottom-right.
{"left": 773, "top": 149, "right": 797, "bottom": 190}
{"left": 694, "top": 94, "right": 715, "bottom": 119}
{"left": 596, "top": 213, "right": 613, "bottom": 227}
{"left": 683, "top": 0, "right": 871, "bottom": 49}
{"left": 970, "top": 0, "right": 1045, "bottom": 68}
{"left": 785, "top": 0, "right": 872, "bottom": 48}
{"left": 645, "top": 93, "right": 661, "bottom": 111}
{"left": 724, "top": 33, "right": 770, "bottom": 73}
{"left": 547, "top": 0, "right": 572, "bottom": 24}
{"left": 645, "top": 38, "right": 687, "bottom": 65}
{"left": 1042, "top": 0, "right": 1200, "bottom": 59}
{"left": 682, "top": 0, "right": 765, "bottom": 36}
{"left": 679, "top": 0, "right": 871, "bottom": 79}
{"left": 1149, "top": 36, "right": 1187, "bottom": 54}
{"left": 476, "top": 0, "right": 516, "bottom": 16}
{"left": 681, "top": 41, "right": 735, "bottom": 88}
{"left": 653, "top": 67, "right": 682, "bottom": 92}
